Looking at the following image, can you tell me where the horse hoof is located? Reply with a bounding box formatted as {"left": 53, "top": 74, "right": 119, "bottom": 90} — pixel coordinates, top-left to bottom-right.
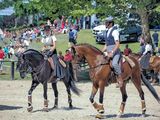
{"left": 27, "top": 106, "right": 33, "bottom": 112}
{"left": 43, "top": 107, "right": 49, "bottom": 112}
{"left": 69, "top": 105, "right": 73, "bottom": 109}
{"left": 98, "top": 109, "right": 104, "bottom": 114}
{"left": 141, "top": 114, "right": 146, "bottom": 117}
{"left": 116, "top": 112, "right": 123, "bottom": 118}
{"left": 52, "top": 105, "right": 58, "bottom": 109}
{"left": 95, "top": 114, "right": 103, "bottom": 119}
{"left": 116, "top": 114, "right": 121, "bottom": 118}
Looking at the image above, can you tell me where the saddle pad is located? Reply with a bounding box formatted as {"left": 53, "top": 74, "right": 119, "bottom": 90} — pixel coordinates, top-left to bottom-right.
{"left": 122, "top": 55, "right": 135, "bottom": 68}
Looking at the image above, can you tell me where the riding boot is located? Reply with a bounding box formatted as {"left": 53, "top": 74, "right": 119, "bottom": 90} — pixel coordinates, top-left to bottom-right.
{"left": 117, "top": 75, "right": 123, "bottom": 88}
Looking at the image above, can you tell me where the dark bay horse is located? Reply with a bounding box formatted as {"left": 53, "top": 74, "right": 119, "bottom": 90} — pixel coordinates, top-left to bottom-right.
{"left": 16, "top": 49, "right": 80, "bottom": 112}
{"left": 71, "top": 43, "right": 160, "bottom": 118}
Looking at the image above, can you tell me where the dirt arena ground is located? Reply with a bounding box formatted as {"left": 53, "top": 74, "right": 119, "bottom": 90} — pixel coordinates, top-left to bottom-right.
{"left": 0, "top": 80, "right": 160, "bottom": 120}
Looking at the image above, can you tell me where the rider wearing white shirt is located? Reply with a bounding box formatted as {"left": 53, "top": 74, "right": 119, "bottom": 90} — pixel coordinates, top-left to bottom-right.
{"left": 143, "top": 42, "right": 152, "bottom": 55}
{"left": 42, "top": 25, "right": 64, "bottom": 80}
{"left": 102, "top": 16, "right": 123, "bottom": 87}
{"left": 140, "top": 42, "right": 153, "bottom": 70}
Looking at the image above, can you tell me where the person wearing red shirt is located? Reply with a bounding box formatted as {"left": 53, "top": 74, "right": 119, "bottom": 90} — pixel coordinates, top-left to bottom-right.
{"left": 0, "top": 46, "right": 5, "bottom": 72}
{"left": 64, "top": 50, "right": 73, "bottom": 62}
{"left": 123, "top": 44, "right": 132, "bottom": 56}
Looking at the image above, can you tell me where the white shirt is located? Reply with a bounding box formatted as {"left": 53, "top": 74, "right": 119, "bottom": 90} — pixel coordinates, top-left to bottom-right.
{"left": 106, "top": 26, "right": 119, "bottom": 42}
{"left": 41, "top": 35, "right": 57, "bottom": 46}
{"left": 9, "top": 48, "right": 14, "bottom": 55}
{"left": 143, "top": 44, "right": 152, "bottom": 55}
{"left": 24, "top": 40, "right": 30, "bottom": 46}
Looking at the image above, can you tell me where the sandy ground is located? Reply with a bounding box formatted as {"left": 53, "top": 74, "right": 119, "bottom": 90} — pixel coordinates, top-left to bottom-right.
{"left": 0, "top": 80, "right": 160, "bottom": 120}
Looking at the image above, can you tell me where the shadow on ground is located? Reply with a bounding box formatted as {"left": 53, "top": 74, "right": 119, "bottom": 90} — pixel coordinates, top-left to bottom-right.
{"left": 90, "top": 113, "right": 160, "bottom": 119}
{"left": 0, "top": 105, "right": 23, "bottom": 111}
{"left": 32, "top": 106, "right": 83, "bottom": 113}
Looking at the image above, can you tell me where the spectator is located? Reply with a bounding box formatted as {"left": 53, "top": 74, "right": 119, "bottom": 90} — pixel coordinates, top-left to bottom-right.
{"left": 8, "top": 46, "right": 15, "bottom": 59}
{"left": 16, "top": 45, "right": 25, "bottom": 54}
{"left": 139, "top": 34, "right": 145, "bottom": 55}
{"left": 3, "top": 46, "right": 9, "bottom": 58}
{"left": 68, "top": 28, "right": 75, "bottom": 47}
{"left": 47, "top": 19, "right": 52, "bottom": 26}
{"left": 0, "top": 46, "right": 5, "bottom": 72}
{"left": 0, "top": 28, "right": 4, "bottom": 41}
{"left": 58, "top": 51, "right": 64, "bottom": 60}
{"left": 64, "top": 49, "right": 73, "bottom": 62}
{"left": 123, "top": 44, "right": 132, "bottom": 56}
{"left": 72, "top": 27, "right": 78, "bottom": 44}
{"left": 12, "top": 31, "right": 17, "bottom": 41}
{"left": 152, "top": 30, "right": 159, "bottom": 52}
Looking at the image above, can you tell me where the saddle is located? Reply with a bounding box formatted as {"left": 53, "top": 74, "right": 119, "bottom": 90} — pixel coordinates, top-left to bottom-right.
{"left": 149, "top": 56, "right": 156, "bottom": 64}
{"left": 108, "top": 55, "right": 135, "bottom": 74}
{"left": 48, "top": 57, "right": 66, "bottom": 69}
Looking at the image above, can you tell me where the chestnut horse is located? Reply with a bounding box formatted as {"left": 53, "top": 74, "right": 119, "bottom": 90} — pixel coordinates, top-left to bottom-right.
{"left": 130, "top": 53, "right": 160, "bottom": 84}
{"left": 71, "top": 43, "right": 160, "bottom": 118}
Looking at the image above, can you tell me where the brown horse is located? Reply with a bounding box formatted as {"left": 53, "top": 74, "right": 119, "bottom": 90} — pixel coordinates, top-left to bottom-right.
{"left": 130, "top": 53, "right": 160, "bottom": 84}
{"left": 71, "top": 43, "right": 160, "bottom": 118}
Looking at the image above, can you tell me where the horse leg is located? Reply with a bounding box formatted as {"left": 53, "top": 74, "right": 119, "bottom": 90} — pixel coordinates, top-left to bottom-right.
{"left": 97, "top": 81, "right": 105, "bottom": 114}
{"left": 117, "top": 82, "right": 128, "bottom": 118}
{"left": 43, "top": 82, "right": 49, "bottom": 112}
{"left": 63, "top": 80, "right": 73, "bottom": 108}
{"left": 51, "top": 82, "right": 58, "bottom": 109}
{"left": 27, "top": 80, "right": 39, "bottom": 112}
{"left": 132, "top": 75, "right": 146, "bottom": 117}
{"left": 89, "top": 84, "right": 99, "bottom": 110}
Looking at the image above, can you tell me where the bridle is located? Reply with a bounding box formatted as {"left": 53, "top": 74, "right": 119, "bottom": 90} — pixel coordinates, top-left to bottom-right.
{"left": 17, "top": 58, "right": 33, "bottom": 73}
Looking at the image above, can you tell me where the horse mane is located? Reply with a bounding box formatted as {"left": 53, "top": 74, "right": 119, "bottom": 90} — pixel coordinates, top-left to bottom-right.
{"left": 76, "top": 43, "right": 103, "bottom": 55}
{"left": 23, "top": 49, "right": 44, "bottom": 61}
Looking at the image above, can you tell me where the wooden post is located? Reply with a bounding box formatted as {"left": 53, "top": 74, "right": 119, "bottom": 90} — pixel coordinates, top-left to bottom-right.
{"left": 11, "top": 61, "right": 15, "bottom": 80}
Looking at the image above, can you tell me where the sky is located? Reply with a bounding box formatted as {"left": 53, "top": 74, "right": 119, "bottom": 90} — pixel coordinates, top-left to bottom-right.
{"left": 0, "top": 7, "right": 15, "bottom": 16}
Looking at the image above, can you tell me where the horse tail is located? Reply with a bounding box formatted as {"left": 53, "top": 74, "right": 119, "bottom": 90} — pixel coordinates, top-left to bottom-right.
{"left": 65, "top": 62, "right": 81, "bottom": 96}
{"left": 141, "top": 72, "right": 160, "bottom": 104}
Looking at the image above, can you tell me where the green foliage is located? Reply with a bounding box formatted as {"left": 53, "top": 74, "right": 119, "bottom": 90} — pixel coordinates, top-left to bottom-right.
{"left": 0, "top": 0, "right": 14, "bottom": 9}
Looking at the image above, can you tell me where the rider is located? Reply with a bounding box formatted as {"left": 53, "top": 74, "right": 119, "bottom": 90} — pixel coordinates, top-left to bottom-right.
{"left": 102, "top": 16, "right": 123, "bottom": 87}
{"left": 140, "top": 41, "right": 153, "bottom": 70}
{"left": 41, "top": 25, "right": 65, "bottom": 80}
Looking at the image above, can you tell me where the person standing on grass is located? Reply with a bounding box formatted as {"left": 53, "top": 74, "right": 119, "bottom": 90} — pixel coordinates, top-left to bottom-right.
{"left": 0, "top": 46, "right": 5, "bottom": 72}
{"left": 152, "top": 30, "right": 159, "bottom": 52}
{"left": 123, "top": 44, "right": 132, "bottom": 56}
{"left": 139, "top": 34, "right": 145, "bottom": 55}
{"left": 68, "top": 28, "right": 75, "bottom": 47}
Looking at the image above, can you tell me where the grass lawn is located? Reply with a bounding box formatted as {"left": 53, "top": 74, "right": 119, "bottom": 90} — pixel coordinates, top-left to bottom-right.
{"left": 0, "top": 29, "right": 159, "bottom": 80}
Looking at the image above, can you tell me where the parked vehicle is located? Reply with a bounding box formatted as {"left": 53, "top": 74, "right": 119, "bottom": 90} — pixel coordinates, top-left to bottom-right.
{"left": 95, "top": 25, "right": 142, "bottom": 44}
{"left": 92, "top": 25, "right": 106, "bottom": 36}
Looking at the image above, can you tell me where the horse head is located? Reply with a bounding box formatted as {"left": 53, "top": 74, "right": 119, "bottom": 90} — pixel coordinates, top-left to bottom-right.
{"left": 16, "top": 52, "right": 31, "bottom": 78}
{"left": 16, "top": 49, "right": 44, "bottom": 79}
{"left": 71, "top": 44, "right": 106, "bottom": 66}
{"left": 71, "top": 45, "right": 86, "bottom": 65}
